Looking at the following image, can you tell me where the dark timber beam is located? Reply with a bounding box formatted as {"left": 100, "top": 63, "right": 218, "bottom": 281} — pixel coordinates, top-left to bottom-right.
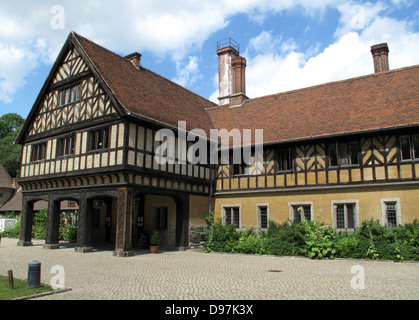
{"left": 43, "top": 196, "right": 61, "bottom": 249}
{"left": 113, "top": 188, "right": 134, "bottom": 257}
{"left": 17, "top": 197, "right": 34, "bottom": 247}
{"left": 174, "top": 194, "right": 190, "bottom": 250}
{"left": 75, "top": 192, "right": 94, "bottom": 253}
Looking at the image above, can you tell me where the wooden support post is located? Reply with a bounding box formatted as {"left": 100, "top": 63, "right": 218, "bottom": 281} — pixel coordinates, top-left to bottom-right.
{"left": 114, "top": 188, "right": 134, "bottom": 257}
{"left": 8, "top": 270, "right": 14, "bottom": 289}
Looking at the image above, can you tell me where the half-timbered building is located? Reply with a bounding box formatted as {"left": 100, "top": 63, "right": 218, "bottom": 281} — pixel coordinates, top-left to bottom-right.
{"left": 16, "top": 32, "right": 419, "bottom": 256}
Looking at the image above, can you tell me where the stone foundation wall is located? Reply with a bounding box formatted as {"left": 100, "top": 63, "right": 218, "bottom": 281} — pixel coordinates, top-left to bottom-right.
{"left": 188, "top": 225, "right": 208, "bottom": 249}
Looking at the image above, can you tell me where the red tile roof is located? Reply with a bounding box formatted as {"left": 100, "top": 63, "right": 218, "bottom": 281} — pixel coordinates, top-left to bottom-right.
{"left": 207, "top": 65, "right": 419, "bottom": 146}
{"left": 73, "top": 33, "right": 216, "bottom": 135}
{"left": 26, "top": 32, "right": 417, "bottom": 148}
{"left": 0, "top": 186, "right": 48, "bottom": 212}
{"left": 0, "top": 164, "right": 13, "bottom": 189}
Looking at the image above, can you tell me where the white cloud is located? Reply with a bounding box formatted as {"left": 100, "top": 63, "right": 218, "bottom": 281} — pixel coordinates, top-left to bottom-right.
{"left": 334, "top": 1, "right": 388, "bottom": 38}
{"left": 0, "top": 0, "right": 418, "bottom": 105}
{"left": 243, "top": 7, "right": 419, "bottom": 100}
{"left": 0, "top": 43, "right": 38, "bottom": 103}
{"left": 172, "top": 56, "right": 202, "bottom": 87}
{"left": 244, "top": 31, "right": 370, "bottom": 99}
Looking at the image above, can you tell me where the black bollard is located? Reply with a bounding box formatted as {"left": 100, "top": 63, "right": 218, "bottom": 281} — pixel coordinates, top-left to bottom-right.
{"left": 27, "top": 261, "right": 41, "bottom": 288}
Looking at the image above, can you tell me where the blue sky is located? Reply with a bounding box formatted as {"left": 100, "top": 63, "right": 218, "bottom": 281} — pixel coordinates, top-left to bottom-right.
{"left": 0, "top": 0, "right": 418, "bottom": 119}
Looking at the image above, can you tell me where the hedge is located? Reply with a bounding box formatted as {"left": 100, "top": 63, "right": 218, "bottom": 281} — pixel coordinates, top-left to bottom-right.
{"left": 204, "top": 216, "right": 419, "bottom": 262}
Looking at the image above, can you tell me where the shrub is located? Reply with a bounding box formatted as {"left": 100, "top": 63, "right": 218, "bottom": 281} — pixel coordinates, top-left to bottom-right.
{"left": 335, "top": 233, "right": 369, "bottom": 259}
{"left": 203, "top": 213, "right": 419, "bottom": 261}
{"left": 354, "top": 219, "right": 419, "bottom": 261}
{"left": 263, "top": 237, "right": 299, "bottom": 256}
{"left": 1, "top": 219, "right": 20, "bottom": 238}
{"left": 300, "top": 220, "right": 337, "bottom": 259}
{"left": 59, "top": 212, "right": 77, "bottom": 242}
{"left": 233, "top": 230, "right": 264, "bottom": 254}
{"left": 1, "top": 209, "right": 78, "bottom": 243}
{"left": 32, "top": 208, "right": 48, "bottom": 240}
{"left": 204, "top": 220, "right": 239, "bottom": 253}
{"left": 264, "top": 220, "right": 305, "bottom": 256}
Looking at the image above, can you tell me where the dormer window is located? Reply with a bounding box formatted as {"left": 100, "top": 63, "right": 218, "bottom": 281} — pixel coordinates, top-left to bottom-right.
{"left": 59, "top": 84, "right": 81, "bottom": 107}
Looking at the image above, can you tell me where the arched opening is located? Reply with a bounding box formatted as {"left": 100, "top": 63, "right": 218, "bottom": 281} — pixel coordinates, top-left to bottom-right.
{"left": 18, "top": 197, "right": 49, "bottom": 246}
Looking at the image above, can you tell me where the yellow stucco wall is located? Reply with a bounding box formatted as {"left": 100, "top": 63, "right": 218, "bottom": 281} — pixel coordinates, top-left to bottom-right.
{"left": 214, "top": 184, "right": 419, "bottom": 228}
{"left": 189, "top": 194, "right": 211, "bottom": 226}
{"left": 143, "top": 195, "right": 177, "bottom": 247}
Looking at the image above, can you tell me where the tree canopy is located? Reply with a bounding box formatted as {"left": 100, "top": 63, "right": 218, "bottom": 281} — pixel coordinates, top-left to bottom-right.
{"left": 0, "top": 113, "right": 25, "bottom": 178}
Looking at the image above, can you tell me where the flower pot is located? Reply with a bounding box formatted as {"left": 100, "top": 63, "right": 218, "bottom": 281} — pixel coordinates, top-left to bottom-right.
{"left": 150, "top": 246, "right": 159, "bottom": 254}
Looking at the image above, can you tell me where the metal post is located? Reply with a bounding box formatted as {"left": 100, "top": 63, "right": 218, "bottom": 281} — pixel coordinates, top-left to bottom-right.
{"left": 27, "top": 261, "right": 41, "bottom": 288}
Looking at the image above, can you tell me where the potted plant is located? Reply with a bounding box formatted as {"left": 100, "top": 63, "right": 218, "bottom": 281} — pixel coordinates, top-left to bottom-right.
{"left": 149, "top": 230, "right": 160, "bottom": 254}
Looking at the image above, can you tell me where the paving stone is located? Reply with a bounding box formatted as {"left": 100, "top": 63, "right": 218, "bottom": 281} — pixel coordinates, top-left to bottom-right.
{"left": 0, "top": 238, "right": 418, "bottom": 300}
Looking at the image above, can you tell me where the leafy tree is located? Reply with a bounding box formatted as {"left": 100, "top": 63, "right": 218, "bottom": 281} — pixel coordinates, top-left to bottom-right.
{"left": 0, "top": 113, "right": 25, "bottom": 178}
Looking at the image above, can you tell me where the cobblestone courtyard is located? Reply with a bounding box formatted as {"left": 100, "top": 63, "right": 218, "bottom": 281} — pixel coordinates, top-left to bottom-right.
{"left": 0, "top": 238, "right": 418, "bottom": 300}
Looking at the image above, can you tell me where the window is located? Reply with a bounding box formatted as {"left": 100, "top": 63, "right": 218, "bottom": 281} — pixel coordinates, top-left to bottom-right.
{"left": 329, "top": 143, "right": 338, "bottom": 166}
{"left": 400, "top": 134, "right": 419, "bottom": 160}
{"left": 385, "top": 203, "right": 397, "bottom": 228}
{"left": 291, "top": 205, "right": 312, "bottom": 222}
{"left": 276, "top": 148, "right": 294, "bottom": 171}
{"left": 413, "top": 134, "right": 419, "bottom": 159}
{"left": 257, "top": 205, "right": 268, "bottom": 229}
{"left": 223, "top": 206, "right": 240, "bottom": 228}
{"left": 59, "top": 84, "right": 81, "bottom": 107}
{"left": 89, "top": 128, "right": 109, "bottom": 151}
{"left": 332, "top": 202, "right": 358, "bottom": 231}
{"left": 56, "top": 135, "right": 75, "bottom": 157}
{"left": 30, "top": 143, "right": 47, "bottom": 162}
{"left": 154, "top": 207, "right": 168, "bottom": 231}
{"left": 328, "top": 141, "right": 359, "bottom": 167}
{"left": 232, "top": 163, "right": 248, "bottom": 175}
{"left": 381, "top": 199, "right": 401, "bottom": 228}
{"left": 230, "top": 152, "right": 249, "bottom": 176}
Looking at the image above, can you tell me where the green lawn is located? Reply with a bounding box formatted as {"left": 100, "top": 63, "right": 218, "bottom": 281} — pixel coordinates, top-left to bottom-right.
{"left": 0, "top": 275, "right": 53, "bottom": 300}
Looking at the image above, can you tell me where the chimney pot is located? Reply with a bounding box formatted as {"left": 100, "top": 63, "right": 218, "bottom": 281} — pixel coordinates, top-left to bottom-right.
{"left": 371, "top": 43, "right": 389, "bottom": 73}
{"left": 125, "top": 52, "right": 142, "bottom": 68}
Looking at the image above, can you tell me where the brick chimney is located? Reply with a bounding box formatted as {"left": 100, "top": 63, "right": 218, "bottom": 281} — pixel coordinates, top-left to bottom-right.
{"left": 371, "top": 43, "right": 389, "bottom": 73}
{"left": 217, "top": 38, "right": 248, "bottom": 107}
{"left": 125, "top": 52, "right": 142, "bottom": 68}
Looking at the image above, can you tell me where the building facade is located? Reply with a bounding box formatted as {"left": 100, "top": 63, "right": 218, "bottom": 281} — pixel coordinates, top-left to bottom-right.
{"left": 16, "top": 33, "right": 419, "bottom": 256}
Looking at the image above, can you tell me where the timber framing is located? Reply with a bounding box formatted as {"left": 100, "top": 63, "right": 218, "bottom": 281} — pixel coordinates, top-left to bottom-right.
{"left": 15, "top": 32, "right": 419, "bottom": 256}
{"left": 216, "top": 129, "right": 419, "bottom": 193}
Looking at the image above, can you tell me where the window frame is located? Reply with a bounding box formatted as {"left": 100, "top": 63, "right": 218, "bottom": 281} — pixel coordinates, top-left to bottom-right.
{"left": 30, "top": 142, "right": 47, "bottom": 162}
{"left": 88, "top": 127, "right": 110, "bottom": 152}
{"left": 275, "top": 147, "right": 295, "bottom": 172}
{"left": 232, "top": 162, "right": 248, "bottom": 176}
{"left": 288, "top": 202, "right": 313, "bottom": 223}
{"left": 56, "top": 134, "right": 75, "bottom": 158}
{"left": 328, "top": 141, "right": 360, "bottom": 167}
{"left": 58, "top": 84, "right": 81, "bottom": 107}
{"left": 413, "top": 134, "right": 419, "bottom": 159}
{"left": 331, "top": 200, "right": 359, "bottom": 232}
{"left": 400, "top": 134, "right": 419, "bottom": 161}
{"left": 222, "top": 205, "right": 241, "bottom": 229}
{"left": 256, "top": 204, "right": 269, "bottom": 230}
{"left": 381, "top": 198, "right": 401, "bottom": 228}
